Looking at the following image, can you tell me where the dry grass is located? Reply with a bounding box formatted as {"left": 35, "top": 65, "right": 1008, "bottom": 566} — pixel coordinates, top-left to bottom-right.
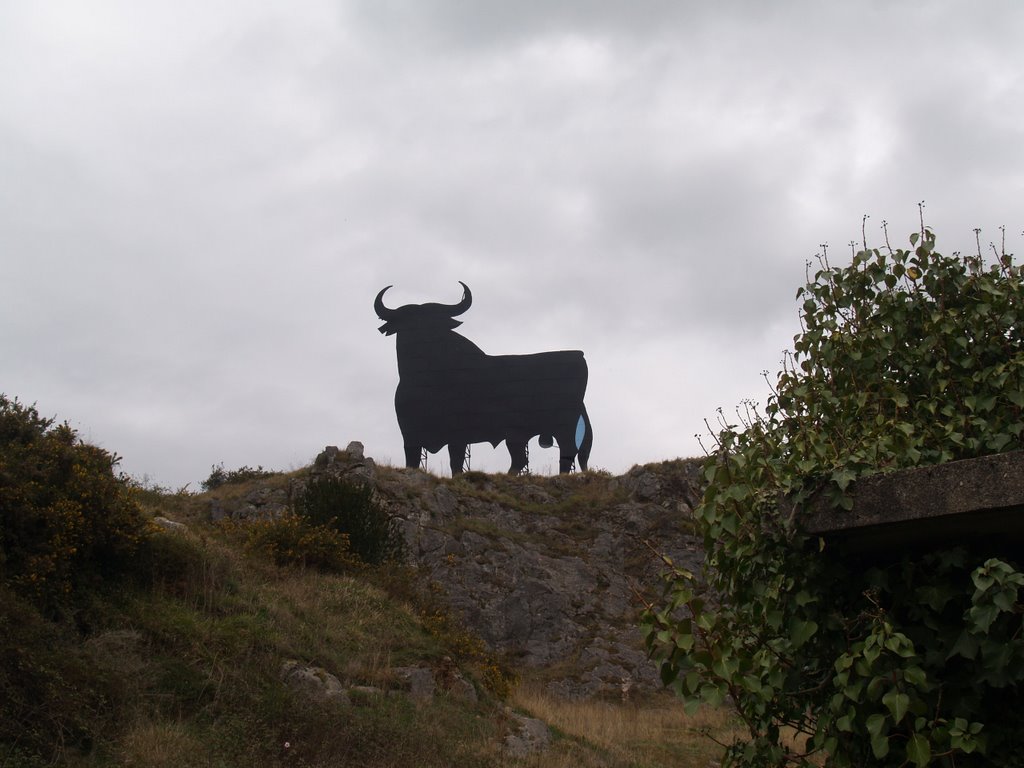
{"left": 120, "top": 720, "right": 207, "bottom": 768}
{"left": 255, "top": 566, "right": 436, "bottom": 678}
{"left": 511, "top": 684, "right": 747, "bottom": 768}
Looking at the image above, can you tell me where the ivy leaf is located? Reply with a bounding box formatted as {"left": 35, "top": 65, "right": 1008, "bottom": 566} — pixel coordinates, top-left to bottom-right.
{"left": 831, "top": 468, "right": 857, "bottom": 491}
{"left": 903, "top": 666, "right": 927, "bottom": 688}
{"left": 992, "top": 587, "right": 1017, "bottom": 612}
{"left": 906, "top": 733, "right": 931, "bottom": 766}
{"left": 968, "top": 603, "right": 1000, "bottom": 634}
{"left": 865, "top": 712, "right": 888, "bottom": 737}
{"left": 882, "top": 690, "right": 910, "bottom": 724}
{"left": 947, "top": 630, "right": 979, "bottom": 660}
{"left": 789, "top": 619, "right": 818, "bottom": 648}
{"left": 870, "top": 732, "right": 890, "bottom": 759}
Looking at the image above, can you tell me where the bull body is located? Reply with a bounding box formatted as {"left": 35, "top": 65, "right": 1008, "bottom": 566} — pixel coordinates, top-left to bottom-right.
{"left": 375, "top": 282, "right": 592, "bottom": 475}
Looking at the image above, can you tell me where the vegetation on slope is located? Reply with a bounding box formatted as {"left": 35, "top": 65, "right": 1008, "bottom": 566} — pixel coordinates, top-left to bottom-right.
{"left": 1, "top": 393, "right": 735, "bottom": 767}
{"left": 0, "top": 395, "right": 498, "bottom": 766}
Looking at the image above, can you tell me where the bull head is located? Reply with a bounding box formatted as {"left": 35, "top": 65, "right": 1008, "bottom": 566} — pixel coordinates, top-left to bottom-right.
{"left": 374, "top": 281, "right": 473, "bottom": 336}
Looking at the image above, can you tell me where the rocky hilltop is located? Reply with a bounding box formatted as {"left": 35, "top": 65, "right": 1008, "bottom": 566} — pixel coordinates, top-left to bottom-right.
{"left": 208, "top": 443, "right": 706, "bottom": 698}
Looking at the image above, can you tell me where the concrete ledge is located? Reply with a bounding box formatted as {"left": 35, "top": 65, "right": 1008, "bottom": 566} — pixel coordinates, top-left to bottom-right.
{"left": 800, "top": 451, "right": 1024, "bottom": 555}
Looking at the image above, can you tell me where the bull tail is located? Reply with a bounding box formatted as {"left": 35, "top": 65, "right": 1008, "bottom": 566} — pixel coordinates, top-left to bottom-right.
{"left": 576, "top": 405, "right": 592, "bottom": 471}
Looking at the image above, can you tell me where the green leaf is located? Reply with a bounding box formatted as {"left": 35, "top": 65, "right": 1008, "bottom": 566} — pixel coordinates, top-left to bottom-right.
{"left": 870, "top": 732, "right": 890, "bottom": 759}
{"left": 906, "top": 733, "right": 931, "bottom": 766}
{"left": 684, "top": 670, "right": 701, "bottom": 694}
{"left": 992, "top": 587, "right": 1018, "bottom": 612}
{"left": 789, "top": 619, "right": 818, "bottom": 648}
{"left": 700, "top": 683, "right": 725, "bottom": 707}
{"left": 882, "top": 690, "right": 910, "bottom": 724}
{"left": 948, "top": 630, "right": 979, "bottom": 660}
{"left": 831, "top": 468, "right": 857, "bottom": 491}
{"left": 866, "top": 712, "right": 888, "bottom": 737}
{"left": 903, "top": 666, "right": 927, "bottom": 687}
{"left": 968, "top": 603, "right": 1000, "bottom": 633}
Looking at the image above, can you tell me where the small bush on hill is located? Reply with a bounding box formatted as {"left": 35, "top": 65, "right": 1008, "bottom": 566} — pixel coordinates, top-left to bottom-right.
{"left": 644, "top": 223, "right": 1024, "bottom": 766}
{"left": 201, "top": 462, "right": 276, "bottom": 491}
{"left": 294, "top": 475, "right": 405, "bottom": 565}
{"left": 242, "top": 475, "right": 404, "bottom": 571}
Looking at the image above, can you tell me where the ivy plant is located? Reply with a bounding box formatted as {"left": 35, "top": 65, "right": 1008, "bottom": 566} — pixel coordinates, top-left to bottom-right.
{"left": 643, "top": 219, "right": 1024, "bottom": 766}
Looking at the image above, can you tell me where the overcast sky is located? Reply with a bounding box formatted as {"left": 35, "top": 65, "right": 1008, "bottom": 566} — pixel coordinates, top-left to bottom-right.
{"left": 3, "top": 1, "right": 1023, "bottom": 488}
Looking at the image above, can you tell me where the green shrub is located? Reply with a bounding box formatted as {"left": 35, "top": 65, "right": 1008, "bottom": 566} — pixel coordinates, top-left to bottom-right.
{"left": 201, "top": 462, "right": 276, "bottom": 491}
{"left": 0, "top": 395, "right": 149, "bottom": 604}
{"left": 0, "top": 585, "right": 121, "bottom": 762}
{"left": 294, "top": 475, "right": 405, "bottom": 565}
{"left": 643, "top": 223, "right": 1024, "bottom": 766}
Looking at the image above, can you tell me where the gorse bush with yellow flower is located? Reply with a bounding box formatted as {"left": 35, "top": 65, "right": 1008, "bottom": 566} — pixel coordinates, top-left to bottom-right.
{"left": 246, "top": 513, "right": 358, "bottom": 571}
{"left": 0, "top": 395, "right": 150, "bottom": 605}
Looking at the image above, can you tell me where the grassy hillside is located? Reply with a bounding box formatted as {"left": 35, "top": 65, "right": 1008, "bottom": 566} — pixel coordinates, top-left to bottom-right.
{"left": 3, "top": 481, "right": 739, "bottom": 768}
{"left": 2, "top": 493, "right": 493, "bottom": 767}
{"left": 0, "top": 398, "right": 733, "bottom": 767}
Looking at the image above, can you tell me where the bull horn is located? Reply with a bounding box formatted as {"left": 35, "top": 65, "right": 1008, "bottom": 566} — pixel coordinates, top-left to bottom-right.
{"left": 447, "top": 281, "right": 472, "bottom": 316}
{"left": 374, "top": 286, "right": 396, "bottom": 320}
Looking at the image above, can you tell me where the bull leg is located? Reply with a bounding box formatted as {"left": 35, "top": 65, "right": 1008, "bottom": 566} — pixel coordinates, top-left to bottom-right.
{"left": 448, "top": 442, "right": 467, "bottom": 475}
{"left": 577, "top": 407, "right": 592, "bottom": 471}
{"left": 404, "top": 444, "right": 421, "bottom": 469}
{"left": 555, "top": 430, "right": 576, "bottom": 474}
{"left": 507, "top": 439, "right": 528, "bottom": 475}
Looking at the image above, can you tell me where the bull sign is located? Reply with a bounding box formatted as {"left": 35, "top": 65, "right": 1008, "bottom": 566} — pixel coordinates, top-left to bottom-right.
{"left": 374, "top": 282, "right": 592, "bottom": 475}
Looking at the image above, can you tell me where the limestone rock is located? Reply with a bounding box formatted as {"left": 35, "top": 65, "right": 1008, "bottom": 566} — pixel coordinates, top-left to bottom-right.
{"left": 311, "top": 443, "right": 377, "bottom": 484}
{"left": 623, "top": 467, "right": 661, "bottom": 501}
{"left": 447, "top": 674, "right": 478, "bottom": 703}
{"left": 503, "top": 712, "right": 552, "bottom": 757}
{"left": 392, "top": 666, "right": 436, "bottom": 700}
{"left": 207, "top": 484, "right": 289, "bottom": 522}
{"left": 369, "top": 458, "right": 705, "bottom": 697}
{"left": 435, "top": 656, "right": 478, "bottom": 703}
{"left": 280, "top": 661, "right": 349, "bottom": 705}
{"left": 153, "top": 516, "right": 186, "bottom": 532}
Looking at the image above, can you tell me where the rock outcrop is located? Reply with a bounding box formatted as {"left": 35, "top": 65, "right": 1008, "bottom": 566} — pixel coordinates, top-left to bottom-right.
{"left": 369, "top": 455, "right": 704, "bottom": 698}
{"left": 503, "top": 711, "right": 552, "bottom": 757}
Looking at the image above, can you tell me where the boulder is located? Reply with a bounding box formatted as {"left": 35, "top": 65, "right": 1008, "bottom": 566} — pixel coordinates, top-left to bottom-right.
{"left": 503, "top": 712, "right": 552, "bottom": 757}
{"left": 392, "top": 666, "right": 436, "bottom": 700}
{"left": 280, "top": 661, "right": 349, "bottom": 705}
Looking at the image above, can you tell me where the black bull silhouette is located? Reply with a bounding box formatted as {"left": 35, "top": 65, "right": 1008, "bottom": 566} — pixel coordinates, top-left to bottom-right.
{"left": 375, "top": 282, "right": 592, "bottom": 475}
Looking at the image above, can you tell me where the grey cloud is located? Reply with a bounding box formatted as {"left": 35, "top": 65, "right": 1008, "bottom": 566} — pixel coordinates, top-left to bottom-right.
{"left": 3, "top": 1, "right": 1024, "bottom": 485}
